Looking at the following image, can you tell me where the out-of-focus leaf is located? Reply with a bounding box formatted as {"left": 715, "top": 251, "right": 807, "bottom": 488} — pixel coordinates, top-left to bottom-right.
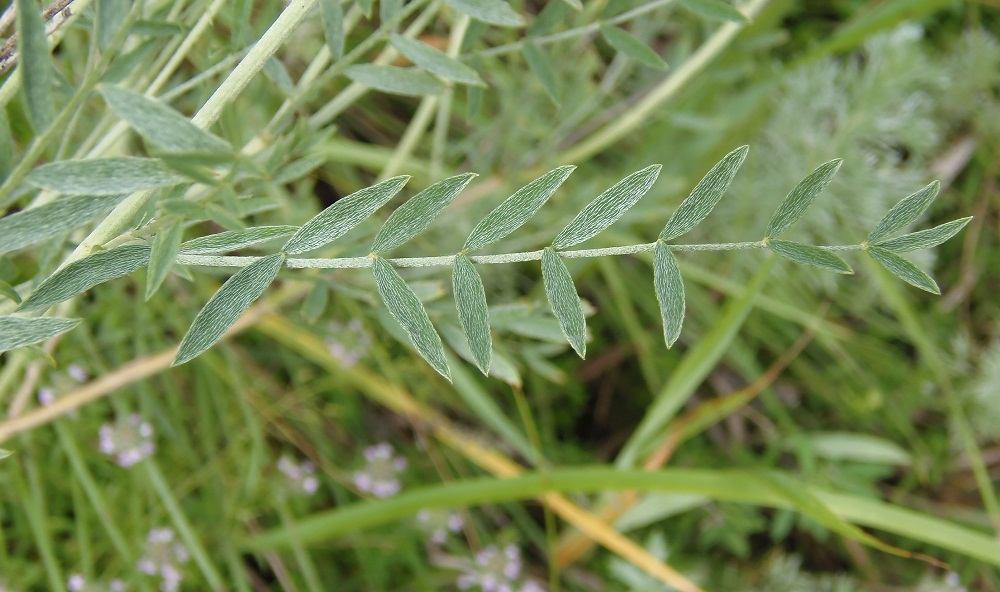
{"left": 320, "top": 0, "right": 345, "bottom": 61}
{"left": 678, "top": 0, "right": 749, "bottom": 22}
{"left": 541, "top": 249, "right": 586, "bottom": 357}
{"left": 0, "top": 280, "right": 21, "bottom": 303}
{"left": 381, "top": 0, "right": 402, "bottom": 25}
{"left": 867, "top": 246, "right": 939, "bottom": 294}
{"left": 390, "top": 34, "right": 485, "bottom": 86}
{"left": 0, "top": 316, "right": 80, "bottom": 353}
{"left": 344, "top": 65, "right": 445, "bottom": 96}
{"left": 660, "top": 146, "right": 748, "bottom": 240}
{"left": 800, "top": 432, "right": 912, "bottom": 466}
{"left": 0, "top": 194, "right": 124, "bottom": 256}
{"left": 867, "top": 181, "right": 940, "bottom": 244}
{"left": 372, "top": 173, "right": 476, "bottom": 253}
{"left": 27, "top": 157, "right": 185, "bottom": 195}
{"left": 16, "top": 0, "right": 54, "bottom": 133}
{"left": 600, "top": 25, "right": 668, "bottom": 70}
{"left": 522, "top": 40, "right": 560, "bottom": 105}
{"left": 765, "top": 159, "right": 842, "bottom": 237}
{"left": 99, "top": 85, "right": 232, "bottom": 153}
{"left": 452, "top": 254, "right": 492, "bottom": 374}
{"left": 97, "top": 0, "right": 130, "bottom": 48}
{"left": 181, "top": 226, "right": 299, "bottom": 255}
{"left": 654, "top": 242, "right": 685, "bottom": 348}
{"left": 768, "top": 240, "right": 853, "bottom": 274}
{"left": 873, "top": 217, "right": 971, "bottom": 252}
{"left": 19, "top": 244, "right": 152, "bottom": 312}
{"left": 301, "top": 282, "right": 329, "bottom": 324}
{"left": 443, "top": 0, "right": 526, "bottom": 27}
{"left": 553, "top": 164, "right": 661, "bottom": 248}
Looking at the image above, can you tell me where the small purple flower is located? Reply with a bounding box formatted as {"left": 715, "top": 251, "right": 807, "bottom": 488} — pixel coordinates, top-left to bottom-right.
{"left": 66, "top": 364, "right": 88, "bottom": 382}
{"left": 352, "top": 443, "right": 407, "bottom": 498}
{"left": 67, "top": 575, "right": 125, "bottom": 592}
{"left": 417, "top": 509, "right": 464, "bottom": 544}
{"left": 325, "top": 319, "right": 371, "bottom": 367}
{"left": 456, "top": 545, "right": 530, "bottom": 592}
{"left": 37, "top": 387, "right": 56, "bottom": 407}
{"left": 99, "top": 414, "right": 154, "bottom": 467}
{"left": 138, "top": 528, "right": 188, "bottom": 592}
{"left": 277, "top": 455, "right": 320, "bottom": 495}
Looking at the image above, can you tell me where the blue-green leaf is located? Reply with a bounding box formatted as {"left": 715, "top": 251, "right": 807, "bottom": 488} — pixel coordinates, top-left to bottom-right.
{"left": 654, "top": 242, "right": 685, "bottom": 348}
{"left": 372, "top": 257, "right": 451, "bottom": 380}
{"left": 522, "top": 40, "right": 560, "bottom": 105}
{"left": 443, "top": 0, "right": 526, "bottom": 27}
{"left": 0, "top": 316, "right": 80, "bottom": 353}
{"left": 283, "top": 176, "right": 410, "bottom": 255}
{"left": 145, "top": 219, "right": 184, "bottom": 300}
{"left": 768, "top": 240, "right": 853, "bottom": 274}
{"left": 16, "top": 0, "right": 54, "bottom": 133}
{"left": 320, "top": 0, "right": 345, "bottom": 61}
{"left": 27, "top": 157, "right": 186, "bottom": 195}
{"left": 452, "top": 254, "right": 492, "bottom": 374}
{"left": 867, "top": 181, "right": 940, "bottom": 244}
{"left": 390, "top": 34, "right": 485, "bottom": 86}
{"left": 464, "top": 166, "right": 575, "bottom": 251}
{"left": 344, "top": 65, "right": 445, "bottom": 96}
{"left": 678, "top": 0, "right": 749, "bottom": 22}
{"left": 173, "top": 253, "right": 285, "bottom": 365}
{"left": 97, "top": 0, "right": 130, "bottom": 49}
{"left": 660, "top": 145, "right": 748, "bottom": 240}
{"left": 371, "top": 173, "right": 476, "bottom": 253}
{"left": 765, "top": 159, "right": 842, "bottom": 238}
{"left": 867, "top": 246, "right": 939, "bottom": 294}
{"left": 19, "top": 244, "right": 152, "bottom": 312}
{"left": 873, "top": 217, "right": 971, "bottom": 253}
{"left": 99, "top": 85, "right": 232, "bottom": 153}
{"left": 0, "top": 194, "right": 125, "bottom": 256}
{"left": 301, "top": 282, "right": 329, "bottom": 324}
{"left": 553, "top": 164, "right": 661, "bottom": 248}
{"left": 541, "top": 248, "right": 586, "bottom": 357}
{"left": 180, "top": 226, "right": 299, "bottom": 255}
{"left": 600, "top": 25, "right": 668, "bottom": 70}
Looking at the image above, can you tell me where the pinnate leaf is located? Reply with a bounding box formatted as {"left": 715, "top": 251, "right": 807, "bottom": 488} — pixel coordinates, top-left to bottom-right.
{"left": 765, "top": 159, "right": 842, "bottom": 237}
{"left": 146, "top": 219, "right": 184, "bottom": 300}
{"left": 27, "top": 157, "right": 186, "bottom": 195}
{"left": 372, "top": 173, "right": 476, "bottom": 253}
{"left": 19, "top": 244, "right": 152, "bottom": 312}
{"left": 768, "top": 240, "right": 853, "bottom": 274}
{"left": 181, "top": 226, "right": 299, "bottom": 255}
{"left": 452, "top": 254, "right": 492, "bottom": 374}
{"left": 173, "top": 253, "right": 285, "bottom": 365}
{"left": 99, "top": 85, "right": 232, "bottom": 154}
{"left": 654, "top": 242, "right": 685, "bottom": 348}
{"left": 678, "top": 0, "right": 749, "bottom": 22}
{"left": 283, "top": 176, "right": 409, "bottom": 255}
{"left": 541, "top": 248, "right": 586, "bottom": 357}
{"left": 344, "top": 65, "right": 445, "bottom": 96}
{"left": 0, "top": 316, "right": 80, "bottom": 353}
{"left": 867, "top": 181, "right": 940, "bottom": 244}
{"left": 867, "top": 247, "right": 939, "bottom": 294}
{"left": 320, "top": 0, "right": 345, "bottom": 61}
{"left": 390, "top": 34, "right": 485, "bottom": 86}
{"left": 600, "top": 25, "right": 668, "bottom": 70}
{"left": 464, "top": 166, "right": 575, "bottom": 251}
{"left": 0, "top": 194, "right": 124, "bottom": 256}
{"left": 16, "top": 0, "right": 55, "bottom": 133}
{"left": 443, "top": 0, "right": 526, "bottom": 27}
{"left": 660, "top": 145, "right": 748, "bottom": 240}
{"left": 553, "top": 164, "right": 661, "bottom": 248}
{"left": 372, "top": 257, "right": 451, "bottom": 380}
{"left": 522, "top": 40, "right": 560, "bottom": 105}
{"left": 873, "top": 217, "right": 971, "bottom": 253}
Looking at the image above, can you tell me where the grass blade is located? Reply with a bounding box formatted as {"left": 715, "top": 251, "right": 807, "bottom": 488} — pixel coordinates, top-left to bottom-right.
{"left": 541, "top": 248, "right": 586, "bottom": 358}
{"left": 872, "top": 216, "right": 971, "bottom": 252}
{"left": 522, "top": 39, "right": 560, "bottom": 105}
{"left": 452, "top": 254, "right": 492, "bottom": 374}
{"left": 181, "top": 226, "right": 300, "bottom": 255}
{"left": 0, "top": 194, "right": 124, "bottom": 256}
{"left": 443, "top": 0, "right": 526, "bottom": 27}
{"left": 553, "top": 164, "right": 661, "bottom": 249}
{"left": 320, "top": 0, "right": 345, "bottom": 61}
{"left": 765, "top": 158, "right": 842, "bottom": 238}
{"left": 173, "top": 253, "right": 285, "bottom": 365}
{"left": 600, "top": 25, "right": 669, "bottom": 70}
{"left": 27, "top": 157, "right": 186, "bottom": 195}
{"left": 344, "top": 65, "right": 445, "bottom": 96}
{"left": 390, "top": 34, "right": 485, "bottom": 86}
{"left": 145, "top": 219, "right": 184, "bottom": 300}
{"left": 16, "top": 0, "right": 54, "bottom": 133}
{"left": 654, "top": 242, "right": 685, "bottom": 348}
{"left": 371, "top": 172, "right": 476, "bottom": 253}
{"left": 866, "top": 181, "right": 940, "bottom": 244}
{"left": 283, "top": 176, "right": 409, "bottom": 255}
{"left": 867, "top": 246, "right": 939, "bottom": 294}
{"left": 464, "top": 165, "right": 575, "bottom": 251}
{"left": 768, "top": 240, "right": 853, "bottom": 274}
{"left": 372, "top": 257, "right": 451, "bottom": 380}
{"left": 660, "top": 146, "right": 748, "bottom": 240}
{"left": 100, "top": 85, "right": 232, "bottom": 153}
{"left": 19, "top": 244, "right": 152, "bottom": 312}
{"left": 0, "top": 316, "right": 80, "bottom": 353}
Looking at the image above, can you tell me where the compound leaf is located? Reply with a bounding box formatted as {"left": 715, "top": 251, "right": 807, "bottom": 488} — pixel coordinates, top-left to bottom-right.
{"left": 541, "top": 248, "right": 586, "bottom": 357}
{"left": 173, "top": 253, "right": 285, "bottom": 365}
{"left": 654, "top": 242, "right": 685, "bottom": 348}
{"left": 27, "top": 157, "right": 185, "bottom": 195}
{"left": 443, "top": 0, "right": 526, "bottom": 27}
{"left": 867, "top": 246, "right": 939, "bottom": 294}
{"left": 372, "top": 173, "right": 476, "bottom": 253}
{"left": 100, "top": 85, "right": 231, "bottom": 154}
{"left": 660, "top": 145, "right": 748, "bottom": 240}
{"left": 0, "top": 316, "right": 80, "bottom": 353}
{"left": 768, "top": 240, "right": 853, "bottom": 274}
{"left": 765, "top": 159, "right": 842, "bottom": 238}
{"left": 553, "top": 164, "right": 661, "bottom": 248}
{"left": 600, "top": 24, "right": 668, "bottom": 70}
{"left": 372, "top": 257, "right": 451, "bottom": 380}
{"left": 19, "top": 244, "right": 152, "bottom": 312}
{"left": 867, "top": 181, "right": 940, "bottom": 244}
{"left": 181, "top": 226, "right": 299, "bottom": 255}
{"left": 390, "top": 34, "right": 485, "bottom": 86}
{"left": 284, "top": 176, "right": 409, "bottom": 255}
{"left": 0, "top": 194, "right": 125, "bottom": 256}
{"left": 873, "top": 217, "right": 971, "bottom": 253}
{"left": 452, "top": 254, "right": 492, "bottom": 374}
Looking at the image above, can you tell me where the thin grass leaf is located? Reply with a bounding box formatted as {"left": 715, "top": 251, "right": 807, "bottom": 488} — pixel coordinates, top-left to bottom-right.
{"left": 765, "top": 159, "right": 842, "bottom": 238}
{"left": 181, "top": 226, "right": 299, "bottom": 255}
{"left": 541, "top": 248, "right": 586, "bottom": 357}
{"left": 678, "top": 0, "right": 749, "bottom": 22}
{"left": 599, "top": 25, "right": 668, "bottom": 70}
{"left": 19, "top": 244, "right": 152, "bottom": 312}
{"left": 173, "top": 253, "right": 285, "bottom": 365}
{"left": 873, "top": 217, "right": 971, "bottom": 252}
{"left": 16, "top": 0, "right": 54, "bottom": 133}
{"left": 27, "top": 157, "right": 186, "bottom": 195}
{"left": 654, "top": 242, "right": 685, "bottom": 348}
{"left": 521, "top": 40, "right": 560, "bottom": 105}
{"left": 660, "top": 145, "right": 748, "bottom": 240}
{"left": 0, "top": 316, "right": 80, "bottom": 353}
{"left": 553, "top": 164, "right": 661, "bottom": 248}
{"left": 452, "top": 254, "right": 492, "bottom": 374}
{"left": 768, "top": 240, "right": 853, "bottom": 274}
{"left": 443, "top": 0, "right": 526, "bottom": 27}
{"left": 464, "top": 166, "right": 575, "bottom": 251}
{"left": 372, "top": 173, "right": 476, "bottom": 253}
{"left": 0, "top": 194, "right": 124, "bottom": 256}
{"left": 867, "top": 246, "right": 939, "bottom": 294}
{"left": 371, "top": 257, "right": 451, "bottom": 380}
{"left": 344, "top": 65, "right": 445, "bottom": 96}
{"left": 283, "top": 176, "right": 409, "bottom": 255}
{"left": 867, "top": 181, "right": 940, "bottom": 244}
{"left": 99, "top": 85, "right": 232, "bottom": 153}
{"left": 320, "top": 0, "right": 345, "bottom": 61}
{"left": 145, "top": 220, "right": 184, "bottom": 300}
{"left": 390, "top": 34, "right": 485, "bottom": 86}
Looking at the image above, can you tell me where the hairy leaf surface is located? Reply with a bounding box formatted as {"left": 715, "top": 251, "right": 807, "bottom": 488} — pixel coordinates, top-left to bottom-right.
{"left": 146, "top": 220, "right": 184, "bottom": 300}
{"left": 654, "top": 242, "right": 685, "bottom": 348}
{"left": 453, "top": 254, "right": 492, "bottom": 374}
{"left": 768, "top": 240, "right": 853, "bottom": 274}
{"left": 765, "top": 159, "right": 842, "bottom": 237}
{"left": 867, "top": 181, "right": 940, "bottom": 244}
{"left": 553, "top": 164, "right": 661, "bottom": 248}
{"left": 660, "top": 145, "right": 748, "bottom": 240}
{"left": 873, "top": 217, "right": 971, "bottom": 253}
{"left": 390, "top": 35, "right": 485, "bottom": 86}
{"left": 100, "top": 85, "right": 231, "bottom": 153}
{"left": 541, "top": 249, "right": 586, "bottom": 357}
{"left": 0, "top": 194, "right": 124, "bottom": 256}
{"left": 19, "top": 244, "right": 152, "bottom": 312}
{"left": 372, "top": 173, "right": 476, "bottom": 253}
{"left": 867, "top": 247, "right": 939, "bottom": 294}
{"left": 27, "top": 157, "right": 185, "bottom": 195}
{"left": 344, "top": 65, "right": 445, "bottom": 96}
{"left": 181, "top": 226, "right": 299, "bottom": 255}
{"left": 16, "top": 0, "right": 54, "bottom": 133}
{"left": 0, "top": 316, "right": 80, "bottom": 353}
